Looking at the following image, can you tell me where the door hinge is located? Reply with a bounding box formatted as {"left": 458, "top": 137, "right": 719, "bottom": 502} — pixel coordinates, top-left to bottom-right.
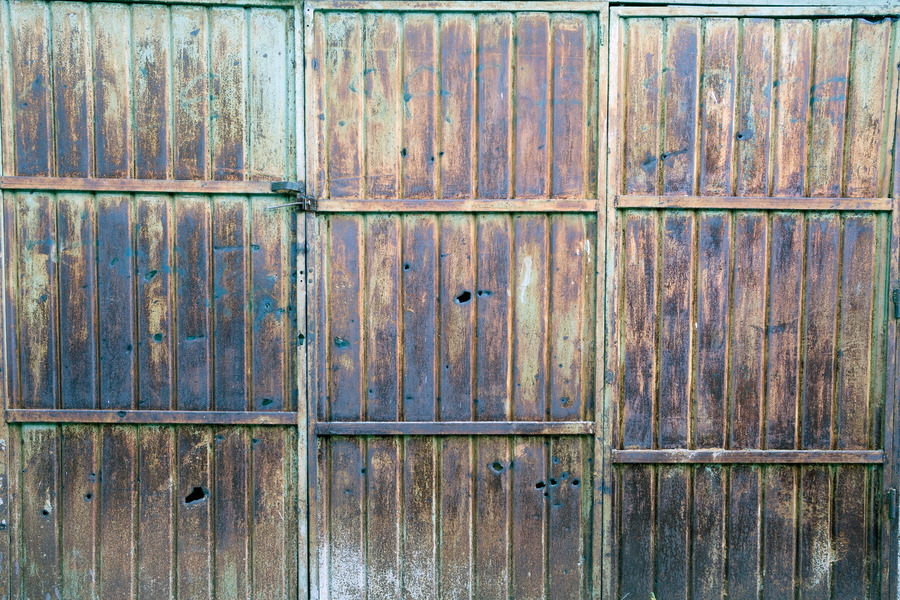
{"left": 887, "top": 487, "right": 897, "bottom": 520}
{"left": 893, "top": 289, "right": 900, "bottom": 319}
{"left": 269, "top": 181, "right": 317, "bottom": 212}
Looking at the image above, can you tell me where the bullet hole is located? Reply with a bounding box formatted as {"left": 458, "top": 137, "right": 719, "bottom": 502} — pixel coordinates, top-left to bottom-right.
{"left": 560, "top": 397, "right": 569, "bottom": 406}
{"left": 110, "top": 257, "right": 119, "bottom": 266}
{"left": 298, "top": 333, "right": 305, "bottom": 345}
{"left": 153, "top": 333, "right": 163, "bottom": 342}
{"left": 84, "top": 493, "right": 93, "bottom": 501}
{"left": 455, "top": 291, "right": 472, "bottom": 304}
{"left": 339, "top": 120, "right": 346, "bottom": 127}
{"left": 490, "top": 461, "right": 504, "bottom": 473}
{"left": 550, "top": 478, "right": 559, "bottom": 486}
{"left": 660, "top": 152, "right": 669, "bottom": 160}
{"left": 561, "top": 472, "right": 569, "bottom": 479}
{"left": 261, "top": 398, "right": 273, "bottom": 406}
{"left": 535, "top": 481, "right": 546, "bottom": 489}
{"left": 251, "top": 244, "right": 260, "bottom": 251}
{"left": 361, "top": 468, "right": 366, "bottom": 474}
{"left": 146, "top": 270, "right": 158, "bottom": 280}
{"left": 184, "top": 486, "right": 209, "bottom": 505}
{"left": 571, "top": 479, "right": 580, "bottom": 487}
{"left": 476, "top": 290, "right": 492, "bottom": 297}
{"left": 439, "top": 151, "right": 445, "bottom": 157}
{"left": 552, "top": 457, "right": 560, "bottom": 464}
{"left": 42, "top": 509, "right": 50, "bottom": 516}
{"left": 400, "top": 148, "right": 408, "bottom": 157}
{"left": 215, "top": 435, "right": 225, "bottom": 442}
{"left": 430, "top": 156, "right": 435, "bottom": 162}
{"left": 403, "top": 263, "right": 411, "bottom": 271}
{"left": 334, "top": 336, "right": 350, "bottom": 348}
{"left": 252, "top": 438, "right": 260, "bottom": 445}
{"left": 126, "top": 344, "right": 133, "bottom": 352}
{"left": 117, "top": 411, "right": 127, "bottom": 418}
{"left": 368, "top": 388, "right": 374, "bottom": 394}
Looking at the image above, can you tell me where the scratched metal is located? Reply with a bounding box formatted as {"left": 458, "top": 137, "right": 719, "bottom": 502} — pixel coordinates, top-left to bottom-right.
{"left": 609, "top": 15, "right": 899, "bottom": 599}
{"left": 0, "top": 1, "right": 296, "bottom": 180}
{"left": 0, "top": 190, "right": 303, "bottom": 597}
{"left": 306, "top": 8, "right": 601, "bottom": 600}
{"left": 0, "top": 1, "right": 302, "bottom": 598}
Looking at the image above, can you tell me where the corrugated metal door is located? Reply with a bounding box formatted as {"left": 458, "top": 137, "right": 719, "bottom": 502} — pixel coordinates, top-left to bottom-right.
{"left": 0, "top": 1, "right": 304, "bottom": 597}
{"left": 305, "top": 2, "right": 605, "bottom": 598}
{"left": 606, "top": 6, "right": 900, "bottom": 599}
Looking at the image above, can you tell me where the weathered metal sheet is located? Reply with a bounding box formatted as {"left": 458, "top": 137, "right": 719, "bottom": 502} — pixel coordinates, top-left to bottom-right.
{"left": 308, "top": 8, "right": 601, "bottom": 200}
{"left": 6, "top": 424, "right": 298, "bottom": 599}
{"left": 612, "top": 14, "right": 897, "bottom": 200}
{"left": 306, "top": 5, "right": 603, "bottom": 599}
{"left": 607, "top": 10, "right": 899, "bottom": 599}
{"left": 2, "top": 191, "right": 299, "bottom": 412}
{"left": 0, "top": 0, "right": 296, "bottom": 181}
{"left": 0, "top": 1, "right": 303, "bottom": 597}
{"left": 1, "top": 190, "right": 302, "bottom": 597}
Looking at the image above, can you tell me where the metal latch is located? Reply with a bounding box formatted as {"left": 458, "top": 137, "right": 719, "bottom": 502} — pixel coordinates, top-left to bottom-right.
{"left": 887, "top": 487, "right": 897, "bottom": 520}
{"left": 893, "top": 290, "right": 900, "bottom": 319}
{"left": 269, "top": 181, "right": 317, "bottom": 211}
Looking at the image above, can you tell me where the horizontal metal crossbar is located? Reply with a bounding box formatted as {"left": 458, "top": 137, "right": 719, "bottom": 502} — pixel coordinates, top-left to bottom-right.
{"left": 312, "top": 199, "right": 599, "bottom": 213}
{"left": 612, "top": 449, "right": 885, "bottom": 465}
{"left": 6, "top": 409, "right": 296, "bottom": 426}
{"left": 315, "top": 420, "right": 594, "bottom": 436}
{"left": 616, "top": 195, "right": 893, "bottom": 211}
{"left": 0, "top": 176, "right": 276, "bottom": 195}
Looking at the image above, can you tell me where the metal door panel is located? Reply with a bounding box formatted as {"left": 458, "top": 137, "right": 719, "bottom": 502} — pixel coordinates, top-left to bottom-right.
{"left": 607, "top": 8, "right": 899, "bottom": 598}
{"left": 305, "top": 4, "right": 605, "bottom": 598}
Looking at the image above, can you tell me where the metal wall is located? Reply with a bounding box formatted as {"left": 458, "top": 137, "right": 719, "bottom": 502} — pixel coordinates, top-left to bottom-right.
{"left": 3, "top": 1, "right": 900, "bottom": 599}
{"left": 607, "top": 9, "right": 899, "bottom": 599}
{"left": 306, "top": 6, "right": 603, "bottom": 598}
{"left": 0, "top": 1, "right": 302, "bottom": 598}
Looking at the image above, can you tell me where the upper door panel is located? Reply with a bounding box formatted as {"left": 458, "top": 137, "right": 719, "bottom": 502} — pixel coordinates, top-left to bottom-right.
{"left": 612, "top": 12, "right": 897, "bottom": 199}
{"left": 308, "top": 4, "right": 602, "bottom": 199}
{"left": 0, "top": 0, "right": 297, "bottom": 180}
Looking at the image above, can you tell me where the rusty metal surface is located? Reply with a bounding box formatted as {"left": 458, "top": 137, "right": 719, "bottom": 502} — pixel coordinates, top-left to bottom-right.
{"left": 306, "top": 6, "right": 602, "bottom": 599}
{"left": 3, "top": 0, "right": 900, "bottom": 598}
{"left": 607, "top": 12, "right": 899, "bottom": 599}
{"left": 2, "top": 190, "right": 299, "bottom": 412}
{"left": 308, "top": 8, "right": 601, "bottom": 200}
{"left": 0, "top": 0, "right": 296, "bottom": 181}
{"left": 0, "top": 188, "right": 302, "bottom": 597}
{"left": 0, "top": 1, "right": 304, "bottom": 598}
{"left": 10, "top": 424, "right": 299, "bottom": 598}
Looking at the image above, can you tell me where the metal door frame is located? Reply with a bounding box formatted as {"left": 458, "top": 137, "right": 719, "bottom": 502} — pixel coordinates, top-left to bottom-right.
{"left": 604, "top": 4, "right": 900, "bottom": 598}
